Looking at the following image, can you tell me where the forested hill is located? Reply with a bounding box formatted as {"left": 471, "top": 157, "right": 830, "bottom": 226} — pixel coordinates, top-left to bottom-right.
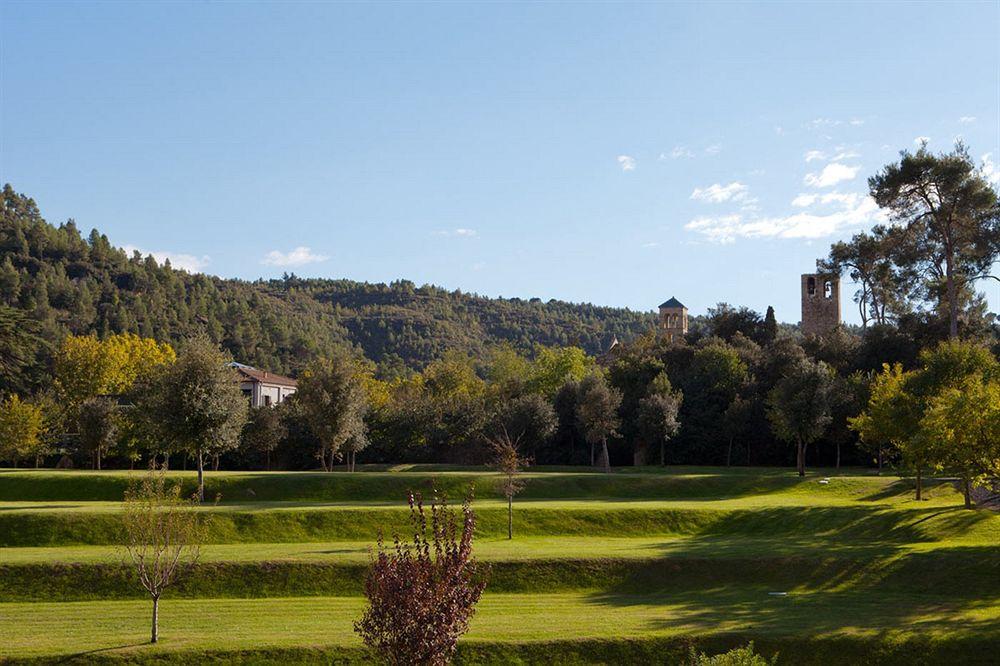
{"left": 0, "top": 185, "right": 657, "bottom": 383}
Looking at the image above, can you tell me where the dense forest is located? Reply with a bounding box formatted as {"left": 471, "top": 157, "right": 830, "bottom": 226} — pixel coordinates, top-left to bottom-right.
{"left": 0, "top": 184, "right": 660, "bottom": 391}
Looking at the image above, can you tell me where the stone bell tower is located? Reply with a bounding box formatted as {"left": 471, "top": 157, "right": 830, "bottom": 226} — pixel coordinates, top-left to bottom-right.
{"left": 658, "top": 297, "right": 688, "bottom": 342}
{"left": 801, "top": 274, "right": 840, "bottom": 336}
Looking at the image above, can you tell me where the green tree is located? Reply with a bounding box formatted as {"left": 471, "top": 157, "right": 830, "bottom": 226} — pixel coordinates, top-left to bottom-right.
{"left": 78, "top": 396, "right": 118, "bottom": 470}
{"left": 869, "top": 143, "right": 1000, "bottom": 338}
{"left": 137, "top": 337, "right": 247, "bottom": 501}
{"left": 766, "top": 359, "right": 835, "bottom": 476}
{"left": 295, "top": 352, "right": 369, "bottom": 472}
{"left": 761, "top": 306, "right": 778, "bottom": 343}
{"left": 921, "top": 373, "right": 1000, "bottom": 508}
{"left": 241, "top": 405, "right": 287, "bottom": 470}
{"left": 494, "top": 393, "right": 556, "bottom": 460}
{"left": 636, "top": 372, "right": 682, "bottom": 466}
{"left": 0, "top": 394, "right": 47, "bottom": 467}
{"left": 575, "top": 372, "right": 622, "bottom": 472}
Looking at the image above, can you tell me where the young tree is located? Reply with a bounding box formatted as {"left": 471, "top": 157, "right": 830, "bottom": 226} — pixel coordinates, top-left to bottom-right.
{"left": 78, "top": 396, "right": 118, "bottom": 470}
{"left": 869, "top": 143, "right": 1000, "bottom": 338}
{"left": 490, "top": 430, "right": 530, "bottom": 539}
{"left": 766, "top": 359, "right": 835, "bottom": 477}
{"left": 295, "top": 353, "right": 369, "bottom": 472}
{"left": 0, "top": 394, "right": 46, "bottom": 467}
{"left": 575, "top": 372, "right": 622, "bottom": 472}
{"left": 636, "top": 372, "right": 682, "bottom": 466}
{"left": 121, "top": 464, "right": 203, "bottom": 644}
{"left": 850, "top": 364, "right": 918, "bottom": 482}
{"left": 241, "top": 405, "right": 287, "bottom": 470}
{"left": 355, "top": 492, "right": 487, "bottom": 665}
{"left": 137, "top": 337, "right": 247, "bottom": 501}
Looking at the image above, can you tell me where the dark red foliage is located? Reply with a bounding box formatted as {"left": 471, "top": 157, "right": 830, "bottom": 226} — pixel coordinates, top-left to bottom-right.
{"left": 354, "top": 492, "right": 488, "bottom": 666}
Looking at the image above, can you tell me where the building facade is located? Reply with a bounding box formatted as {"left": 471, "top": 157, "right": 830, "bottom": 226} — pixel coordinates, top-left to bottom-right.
{"left": 800, "top": 273, "right": 840, "bottom": 336}
{"left": 658, "top": 297, "right": 688, "bottom": 342}
{"left": 231, "top": 363, "right": 297, "bottom": 407}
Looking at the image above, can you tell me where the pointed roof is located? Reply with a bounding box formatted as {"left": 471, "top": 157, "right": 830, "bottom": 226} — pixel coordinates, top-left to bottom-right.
{"left": 659, "top": 297, "right": 686, "bottom": 309}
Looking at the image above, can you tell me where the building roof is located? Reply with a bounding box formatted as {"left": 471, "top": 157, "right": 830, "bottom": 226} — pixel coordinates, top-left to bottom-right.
{"left": 659, "top": 297, "right": 686, "bottom": 309}
{"left": 233, "top": 365, "right": 298, "bottom": 388}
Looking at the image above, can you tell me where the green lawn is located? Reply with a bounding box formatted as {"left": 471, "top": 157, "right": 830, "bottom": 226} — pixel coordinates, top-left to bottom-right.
{"left": 3, "top": 592, "right": 998, "bottom": 663}
{"left": 1, "top": 465, "right": 997, "bottom": 664}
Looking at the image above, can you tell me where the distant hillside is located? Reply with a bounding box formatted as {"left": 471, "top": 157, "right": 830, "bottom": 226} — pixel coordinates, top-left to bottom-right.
{"left": 0, "top": 185, "right": 657, "bottom": 380}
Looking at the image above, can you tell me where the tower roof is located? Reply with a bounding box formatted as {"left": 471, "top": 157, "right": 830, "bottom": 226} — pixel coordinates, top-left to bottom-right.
{"left": 659, "top": 297, "right": 686, "bottom": 309}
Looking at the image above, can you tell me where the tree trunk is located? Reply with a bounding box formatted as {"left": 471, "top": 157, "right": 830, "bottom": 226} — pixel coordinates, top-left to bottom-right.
{"left": 96, "top": 447, "right": 101, "bottom": 471}
{"left": 946, "top": 252, "right": 958, "bottom": 339}
{"left": 589, "top": 441, "right": 594, "bottom": 467}
{"left": 726, "top": 436, "right": 733, "bottom": 467}
{"left": 212, "top": 455, "right": 219, "bottom": 472}
{"left": 963, "top": 477, "right": 973, "bottom": 509}
{"left": 151, "top": 595, "right": 159, "bottom": 644}
{"left": 659, "top": 440, "right": 665, "bottom": 466}
{"left": 835, "top": 442, "right": 841, "bottom": 471}
{"left": 507, "top": 494, "right": 513, "bottom": 540}
{"left": 197, "top": 449, "right": 205, "bottom": 502}
{"left": 35, "top": 454, "right": 40, "bottom": 469}
{"left": 877, "top": 448, "right": 883, "bottom": 475}
{"left": 796, "top": 436, "right": 805, "bottom": 477}
{"left": 601, "top": 438, "right": 611, "bottom": 474}
{"left": 266, "top": 449, "right": 270, "bottom": 471}
{"left": 915, "top": 467, "right": 922, "bottom": 501}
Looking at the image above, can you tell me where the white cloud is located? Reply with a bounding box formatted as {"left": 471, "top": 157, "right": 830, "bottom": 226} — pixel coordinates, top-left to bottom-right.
{"left": 261, "top": 246, "right": 329, "bottom": 267}
{"left": 983, "top": 153, "right": 999, "bottom": 186}
{"left": 804, "top": 162, "right": 860, "bottom": 188}
{"left": 434, "top": 228, "right": 478, "bottom": 238}
{"left": 123, "top": 245, "right": 209, "bottom": 273}
{"left": 664, "top": 146, "right": 694, "bottom": 159}
{"left": 914, "top": 136, "right": 930, "bottom": 146}
{"left": 831, "top": 149, "right": 860, "bottom": 161}
{"left": 617, "top": 155, "right": 637, "bottom": 171}
{"left": 959, "top": 116, "right": 977, "bottom": 124}
{"left": 804, "top": 150, "right": 827, "bottom": 162}
{"left": 685, "top": 194, "right": 882, "bottom": 243}
{"left": 691, "top": 181, "right": 751, "bottom": 204}
{"left": 810, "top": 117, "right": 864, "bottom": 129}
{"left": 704, "top": 144, "right": 722, "bottom": 156}
{"left": 641, "top": 242, "right": 660, "bottom": 249}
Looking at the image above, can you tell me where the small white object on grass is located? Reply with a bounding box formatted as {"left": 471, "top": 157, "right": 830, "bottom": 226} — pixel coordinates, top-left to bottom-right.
{"left": 768, "top": 592, "right": 788, "bottom": 596}
{"left": 819, "top": 478, "right": 830, "bottom": 485}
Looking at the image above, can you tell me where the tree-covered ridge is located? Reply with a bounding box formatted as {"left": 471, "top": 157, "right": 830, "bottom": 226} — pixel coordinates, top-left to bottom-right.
{"left": 0, "top": 184, "right": 655, "bottom": 387}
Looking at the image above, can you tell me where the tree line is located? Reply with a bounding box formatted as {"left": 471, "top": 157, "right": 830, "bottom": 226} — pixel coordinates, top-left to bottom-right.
{"left": 1, "top": 142, "right": 999, "bottom": 507}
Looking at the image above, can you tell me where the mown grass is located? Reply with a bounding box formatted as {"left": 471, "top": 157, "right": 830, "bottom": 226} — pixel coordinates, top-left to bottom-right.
{"left": 0, "top": 466, "right": 931, "bottom": 504}
{"left": 3, "top": 592, "right": 998, "bottom": 663}
{"left": 2, "top": 466, "right": 996, "bottom": 664}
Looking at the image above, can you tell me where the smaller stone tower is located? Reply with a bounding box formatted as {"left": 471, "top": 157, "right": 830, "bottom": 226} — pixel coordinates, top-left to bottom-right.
{"left": 801, "top": 274, "right": 840, "bottom": 336}
{"left": 659, "top": 297, "right": 688, "bottom": 342}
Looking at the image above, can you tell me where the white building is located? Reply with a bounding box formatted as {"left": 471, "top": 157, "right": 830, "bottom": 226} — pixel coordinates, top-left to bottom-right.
{"left": 230, "top": 362, "right": 297, "bottom": 407}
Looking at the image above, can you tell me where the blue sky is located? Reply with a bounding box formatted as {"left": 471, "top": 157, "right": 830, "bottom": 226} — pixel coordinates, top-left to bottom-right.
{"left": 1, "top": 2, "right": 998, "bottom": 324}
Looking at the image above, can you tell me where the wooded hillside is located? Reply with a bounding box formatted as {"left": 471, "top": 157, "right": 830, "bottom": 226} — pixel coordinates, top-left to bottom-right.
{"left": 1, "top": 185, "right": 657, "bottom": 389}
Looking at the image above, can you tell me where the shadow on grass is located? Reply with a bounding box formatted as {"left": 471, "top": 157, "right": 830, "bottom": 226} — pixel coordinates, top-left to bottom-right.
{"left": 52, "top": 643, "right": 150, "bottom": 663}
